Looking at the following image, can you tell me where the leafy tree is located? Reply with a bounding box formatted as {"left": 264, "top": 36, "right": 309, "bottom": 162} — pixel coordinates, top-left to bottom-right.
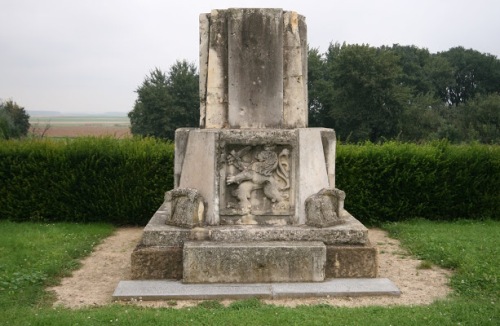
{"left": 387, "top": 44, "right": 455, "bottom": 99}
{"left": 129, "top": 60, "right": 199, "bottom": 140}
{"left": 438, "top": 47, "right": 500, "bottom": 105}
{"left": 308, "top": 48, "right": 331, "bottom": 127}
{"left": 453, "top": 94, "right": 500, "bottom": 143}
{"left": 0, "top": 99, "right": 30, "bottom": 139}
{"left": 167, "top": 60, "right": 199, "bottom": 129}
{"left": 328, "top": 44, "right": 411, "bottom": 142}
{"left": 399, "top": 93, "right": 445, "bottom": 142}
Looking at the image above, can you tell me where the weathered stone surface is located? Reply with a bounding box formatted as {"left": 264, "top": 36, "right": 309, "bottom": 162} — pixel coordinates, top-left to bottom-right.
{"left": 163, "top": 188, "right": 205, "bottom": 228}
{"left": 199, "top": 13, "right": 210, "bottom": 128}
{"left": 222, "top": 144, "right": 293, "bottom": 220}
{"left": 183, "top": 241, "right": 326, "bottom": 283}
{"left": 130, "top": 241, "right": 378, "bottom": 280}
{"left": 305, "top": 188, "right": 346, "bottom": 228}
{"left": 171, "top": 128, "right": 338, "bottom": 226}
{"left": 199, "top": 8, "right": 309, "bottom": 129}
{"left": 283, "top": 11, "right": 307, "bottom": 128}
{"left": 141, "top": 210, "right": 368, "bottom": 247}
{"left": 178, "top": 129, "right": 219, "bottom": 225}
{"left": 131, "top": 245, "right": 183, "bottom": 280}
{"left": 325, "top": 243, "right": 378, "bottom": 278}
{"left": 174, "top": 128, "right": 192, "bottom": 188}
{"left": 227, "top": 8, "right": 284, "bottom": 128}
{"left": 320, "top": 129, "right": 336, "bottom": 187}
{"left": 296, "top": 128, "right": 330, "bottom": 224}
{"left": 205, "top": 9, "right": 229, "bottom": 128}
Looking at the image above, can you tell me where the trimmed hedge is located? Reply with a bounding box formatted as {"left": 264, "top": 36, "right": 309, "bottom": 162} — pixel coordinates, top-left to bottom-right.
{"left": 0, "top": 137, "right": 173, "bottom": 225}
{"left": 1, "top": 138, "right": 498, "bottom": 225}
{"left": 337, "top": 141, "right": 500, "bottom": 224}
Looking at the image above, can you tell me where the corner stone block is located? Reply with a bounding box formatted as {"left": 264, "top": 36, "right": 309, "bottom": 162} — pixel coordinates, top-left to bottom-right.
{"left": 131, "top": 245, "right": 183, "bottom": 280}
{"left": 164, "top": 188, "right": 205, "bottom": 228}
{"left": 325, "top": 243, "right": 378, "bottom": 278}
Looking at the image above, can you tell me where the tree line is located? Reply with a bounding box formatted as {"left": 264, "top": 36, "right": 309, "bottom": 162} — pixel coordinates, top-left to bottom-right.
{"left": 129, "top": 44, "right": 499, "bottom": 144}
{"left": 308, "top": 44, "right": 500, "bottom": 143}
{"left": 4, "top": 43, "right": 497, "bottom": 143}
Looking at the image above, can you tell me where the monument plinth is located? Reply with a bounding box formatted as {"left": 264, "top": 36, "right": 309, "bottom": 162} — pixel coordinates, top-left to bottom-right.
{"left": 128, "top": 8, "right": 379, "bottom": 286}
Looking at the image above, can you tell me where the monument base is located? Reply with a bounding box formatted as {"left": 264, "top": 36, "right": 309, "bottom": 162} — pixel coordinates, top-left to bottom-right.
{"left": 130, "top": 211, "right": 378, "bottom": 281}
{"left": 131, "top": 242, "right": 378, "bottom": 281}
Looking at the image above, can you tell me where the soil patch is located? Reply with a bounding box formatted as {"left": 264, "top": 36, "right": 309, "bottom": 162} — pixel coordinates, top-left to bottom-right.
{"left": 49, "top": 228, "right": 452, "bottom": 309}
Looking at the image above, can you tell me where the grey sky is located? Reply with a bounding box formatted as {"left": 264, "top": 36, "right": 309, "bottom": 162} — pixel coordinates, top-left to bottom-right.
{"left": 1, "top": 0, "right": 499, "bottom": 114}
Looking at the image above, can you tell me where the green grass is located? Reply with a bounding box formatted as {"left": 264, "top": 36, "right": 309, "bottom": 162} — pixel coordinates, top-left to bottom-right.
{"left": 384, "top": 219, "right": 499, "bottom": 300}
{"left": 0, "top": 221, "right": 114, "bottom": 309}
{"left": 1, "top": 220, "right": 499, "bottom": 325}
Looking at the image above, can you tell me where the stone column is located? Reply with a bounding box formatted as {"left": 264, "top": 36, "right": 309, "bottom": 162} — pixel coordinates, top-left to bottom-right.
{"left": 199, "top": 8, "right": 308, "bottom": 129}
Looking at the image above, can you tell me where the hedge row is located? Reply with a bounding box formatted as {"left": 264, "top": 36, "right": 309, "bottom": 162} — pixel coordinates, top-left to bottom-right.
{"left": 337, "top": 141, "right": 500, "bottom": 224}
{"left": 0, "top": 138, "right": 173, "bottom": 225}
{"left": 1, "top": 138, "right": 498, "bottom": 225}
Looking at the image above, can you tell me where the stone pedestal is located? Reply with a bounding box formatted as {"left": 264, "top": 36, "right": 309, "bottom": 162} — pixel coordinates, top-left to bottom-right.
{"left": 131, "top": 210, "right": 378, "bottom": 280}
{"left": 129, "top": 8, "right": 379, "bottom": 288}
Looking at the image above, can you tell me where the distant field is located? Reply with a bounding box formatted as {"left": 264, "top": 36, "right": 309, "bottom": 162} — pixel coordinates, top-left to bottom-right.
{"left": 29, "top": 115, "right": 131, "bottom": 138}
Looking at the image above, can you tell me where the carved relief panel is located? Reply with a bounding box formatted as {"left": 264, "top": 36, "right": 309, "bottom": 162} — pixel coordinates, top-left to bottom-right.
{"left": 219, "top": 143, "right": 294, "bottom": 225}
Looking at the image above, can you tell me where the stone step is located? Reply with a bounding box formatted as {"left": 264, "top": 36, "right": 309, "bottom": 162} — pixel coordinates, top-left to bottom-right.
{"left": 141, "top": 213, "right": 369, "bottom": 247}
{"left": 183, "top": 241, "right": 326, "bottom": 283}
{"left": 113, "top": 279, "right": 401, "bottom": 301}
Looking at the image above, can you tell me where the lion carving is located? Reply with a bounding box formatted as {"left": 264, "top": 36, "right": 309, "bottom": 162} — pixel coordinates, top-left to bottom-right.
{"left": 226, "top": 145, "right": 290, "bottom": 212}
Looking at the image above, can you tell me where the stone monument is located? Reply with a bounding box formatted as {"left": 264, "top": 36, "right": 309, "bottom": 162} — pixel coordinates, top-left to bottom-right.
{"left": 130, "top": 8, "right": 377, "bottom": 285}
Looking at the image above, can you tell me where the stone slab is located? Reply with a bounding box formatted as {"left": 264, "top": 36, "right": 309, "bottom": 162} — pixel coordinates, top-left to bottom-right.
{"left": 183, "top": 241, "right": 326, "bottom": 283}
{"left": 114, "top": 280, "right": 270, "bottom": 300}
{"left": 271, "top": 278, "right": 401, "bottom": 298}
{"left": 141, "top": 212, "right": 368, "bottom": 247}
{"left": 113, "top": 279, "right": 400, "bottom": 301}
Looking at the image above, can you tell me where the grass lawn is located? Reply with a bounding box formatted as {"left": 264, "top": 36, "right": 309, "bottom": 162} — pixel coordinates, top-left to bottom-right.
{"left": 0, "top": 219, "right": 498, "bottom": 325}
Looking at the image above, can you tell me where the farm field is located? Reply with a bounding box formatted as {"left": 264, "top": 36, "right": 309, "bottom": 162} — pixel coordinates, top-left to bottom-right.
{"left": 29, "top": 115, "right": 131, "bottom": 138}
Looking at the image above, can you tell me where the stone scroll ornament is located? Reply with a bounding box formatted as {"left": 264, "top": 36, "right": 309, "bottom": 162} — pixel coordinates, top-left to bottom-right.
{"left": 225, "top": 145, "right": 290, "bottom": 213}
{"left": 305, "top": 188, "right": 346, "bottom": 227}
{"left": 164, "top": 188, "right": 205, "bottom": 228}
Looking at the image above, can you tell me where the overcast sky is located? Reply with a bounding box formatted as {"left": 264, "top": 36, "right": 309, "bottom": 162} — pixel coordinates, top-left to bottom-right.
{"left": 1, "top": 0, "right": 499, "bottom": 114}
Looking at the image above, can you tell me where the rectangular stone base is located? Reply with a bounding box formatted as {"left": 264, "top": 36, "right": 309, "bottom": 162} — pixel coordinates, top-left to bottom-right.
{"left": 183, "top": 241, "right": 326, "bottom": 283}
{"left": 130, "top": 241, "right": 378, "bottom": 280}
